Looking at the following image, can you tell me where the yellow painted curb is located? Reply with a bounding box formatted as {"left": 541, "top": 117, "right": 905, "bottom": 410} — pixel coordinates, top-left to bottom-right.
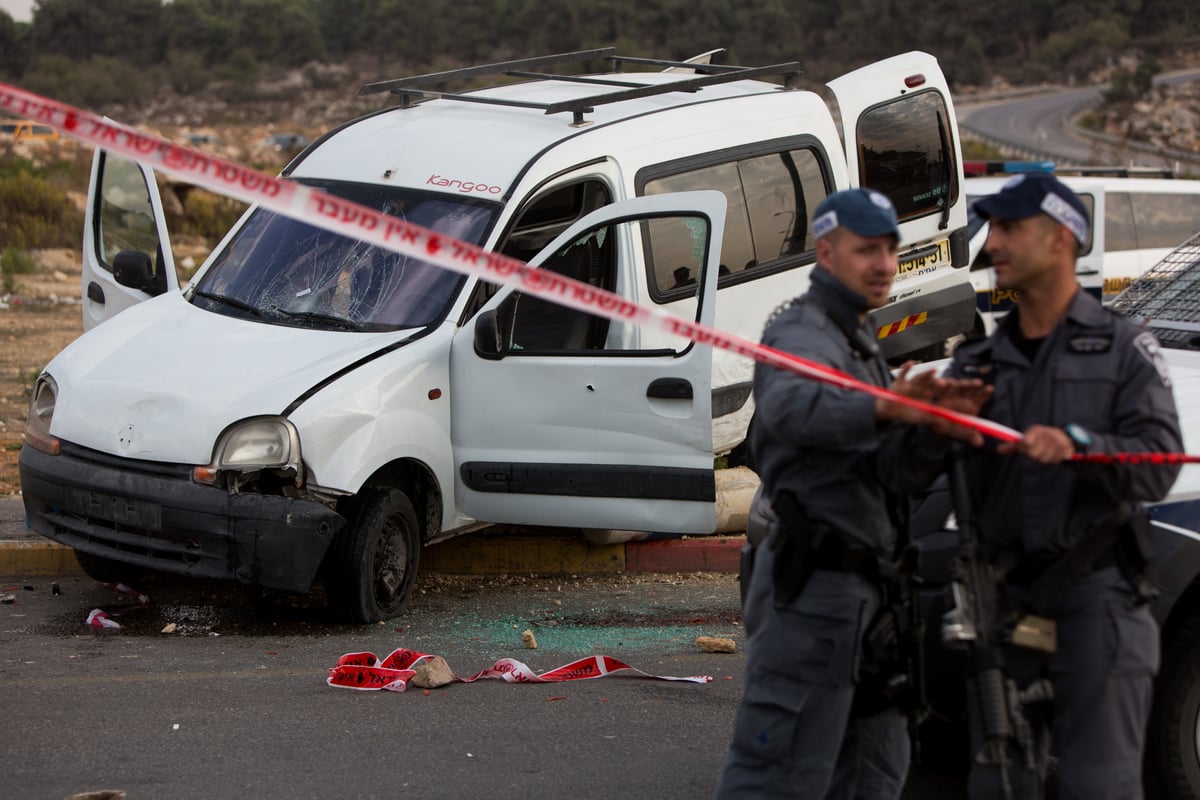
{"left": 422, "top": 536, "right": 626, "bottom": 574}
{"left": 0, "top": 538, "right": 629, "bottom": 579}
{"left": 3, "top": 541, "right": 82, "bottom": 577}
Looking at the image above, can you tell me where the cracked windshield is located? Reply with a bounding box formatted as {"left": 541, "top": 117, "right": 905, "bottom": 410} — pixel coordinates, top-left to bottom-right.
{"left": 192, "top": 181, "right": 497, "bottom": 331}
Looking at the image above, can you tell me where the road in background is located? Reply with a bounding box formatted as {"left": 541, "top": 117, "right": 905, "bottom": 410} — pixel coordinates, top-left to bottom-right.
{"left": 957, "top": 67, "right": 1200, "bottom": 170}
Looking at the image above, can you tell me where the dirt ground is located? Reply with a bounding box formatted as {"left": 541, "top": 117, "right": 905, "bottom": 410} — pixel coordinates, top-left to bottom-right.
{"left": 0, "top": 248, "right": 84, "bottom": 497}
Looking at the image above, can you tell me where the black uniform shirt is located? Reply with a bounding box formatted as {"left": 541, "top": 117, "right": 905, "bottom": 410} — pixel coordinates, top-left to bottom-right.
{"left": 947, "top": 289, "right": 1182, "bottom": 559}
{"left": 751, "top": 267, "right": 912, "bottom": 554}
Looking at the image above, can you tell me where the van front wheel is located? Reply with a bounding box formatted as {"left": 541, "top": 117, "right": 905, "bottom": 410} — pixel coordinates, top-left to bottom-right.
{"left": 327, "top": 487, "right": 421, "bottom": 623}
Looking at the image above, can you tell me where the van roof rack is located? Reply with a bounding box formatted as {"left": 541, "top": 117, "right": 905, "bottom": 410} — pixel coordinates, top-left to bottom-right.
{"left": 358, "top": 48, "right": 804, "bottom": 126}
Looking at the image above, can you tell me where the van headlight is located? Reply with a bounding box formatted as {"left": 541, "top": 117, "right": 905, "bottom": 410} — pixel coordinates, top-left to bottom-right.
{"left": 24, "top": 374, "right": 60, "bottom": 455}
{"left": 193, "top": 417, "right": 303, "bottom": 486}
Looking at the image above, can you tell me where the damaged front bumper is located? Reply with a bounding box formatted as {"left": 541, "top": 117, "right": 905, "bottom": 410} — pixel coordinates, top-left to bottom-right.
{"left": 18, "top": 442, "right": 345, "bottom": 593}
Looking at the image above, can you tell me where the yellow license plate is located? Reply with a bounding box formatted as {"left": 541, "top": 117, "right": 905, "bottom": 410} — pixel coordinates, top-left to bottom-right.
{"left": 897, "top": 238, "right": 951, "bottom": 277}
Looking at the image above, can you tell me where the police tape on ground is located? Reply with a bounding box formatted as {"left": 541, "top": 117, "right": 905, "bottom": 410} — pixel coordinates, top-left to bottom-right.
{"left": 328, "top": 647, "right": 712, "bottom": 691}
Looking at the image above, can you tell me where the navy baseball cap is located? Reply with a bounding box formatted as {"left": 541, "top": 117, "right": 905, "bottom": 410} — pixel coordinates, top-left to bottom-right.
{"left": 973, "top": 173, "right": 1090, "bottom": 246}
{"left": 812, "top": 188, "right": 901, "bottom": 243}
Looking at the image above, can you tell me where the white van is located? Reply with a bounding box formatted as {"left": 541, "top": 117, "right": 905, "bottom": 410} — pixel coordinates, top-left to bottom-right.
{"left": 21, "top": 49, "right": 975, "bottom": 621}
{"left": 965, "top": 163, "right": 1200, "bottom": 333}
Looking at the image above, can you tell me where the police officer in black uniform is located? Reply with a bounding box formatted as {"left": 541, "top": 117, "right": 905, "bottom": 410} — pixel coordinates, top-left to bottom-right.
{"left": 935, "top": 173, "right": 1182, "bottom": 799}
{"left": 715, "top": 189, "right": 989, "bottom": 799}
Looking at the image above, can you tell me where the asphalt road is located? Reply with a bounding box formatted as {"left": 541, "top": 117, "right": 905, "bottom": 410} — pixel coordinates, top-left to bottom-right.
{"left": 958, "top": 67, "right": 1200, "bottom": 169}
{"left": 0, "top": 568, "right": 970, "bottom": 800}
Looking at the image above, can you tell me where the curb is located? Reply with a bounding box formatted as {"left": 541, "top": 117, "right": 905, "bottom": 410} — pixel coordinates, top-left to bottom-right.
{"left": 0, "top": 540, "right": 84, "bottom": 577}
{"left": 0, "top": 533, "right": 746, "bottom": 579}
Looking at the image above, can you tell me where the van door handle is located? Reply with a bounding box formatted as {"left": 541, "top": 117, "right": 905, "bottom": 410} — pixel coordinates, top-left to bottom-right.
{"left": 87, "top": 282, "right": 105, "bottom": 304}
{"left": 647, "top": 378, "right": 693, "bottom": 399}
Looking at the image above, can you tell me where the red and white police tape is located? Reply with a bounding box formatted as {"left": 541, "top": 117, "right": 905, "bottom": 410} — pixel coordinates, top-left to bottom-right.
{"left": 2, "top": 81, "right": 1195, "bottom": 466}
{"left": 328, "top": 647, "right": 712, "bottom": 691}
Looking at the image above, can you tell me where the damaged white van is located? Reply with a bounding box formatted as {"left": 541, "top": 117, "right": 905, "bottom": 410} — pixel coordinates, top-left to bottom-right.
{"left": 20, "top": 48, "right": 974, "bottom": 621}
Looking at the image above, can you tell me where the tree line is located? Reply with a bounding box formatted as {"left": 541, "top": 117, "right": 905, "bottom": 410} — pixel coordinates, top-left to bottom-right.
{"left": 0, "top": 0, "right": 1195, "bottom": 110}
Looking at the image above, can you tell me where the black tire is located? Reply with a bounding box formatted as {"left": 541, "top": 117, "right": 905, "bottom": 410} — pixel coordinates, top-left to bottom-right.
{"left": 1147, "top": 604, "right": 1200, "bottom": 799}
{"left": 325, "top": 487, "right": 421, "bottom": 624}
{"left": 73, "top": 549, "right": 149, "bottom": 585}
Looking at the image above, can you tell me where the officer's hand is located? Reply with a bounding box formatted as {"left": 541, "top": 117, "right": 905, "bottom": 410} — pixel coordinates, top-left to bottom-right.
{"left": 875, "top": 361, "right": 940, "bottom": 423}
{"left": 926, "top": 379, "right": 993, "bottom": 446}
{"left": 998, "top": 424, "right": 1074, "bottom": 463}
{"left": 877, "top": 364, "right": 991, "bottom": 446}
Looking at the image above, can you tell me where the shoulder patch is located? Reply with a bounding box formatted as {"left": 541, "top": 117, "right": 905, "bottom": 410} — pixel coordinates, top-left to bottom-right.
{"left": 1134, "top": 331, "right": 1171, "bottom": 387}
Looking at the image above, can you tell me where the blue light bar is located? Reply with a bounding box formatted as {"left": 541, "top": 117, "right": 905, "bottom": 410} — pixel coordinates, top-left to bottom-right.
{"left": 964, "top": 160, "right": 1056, "bottom": 176}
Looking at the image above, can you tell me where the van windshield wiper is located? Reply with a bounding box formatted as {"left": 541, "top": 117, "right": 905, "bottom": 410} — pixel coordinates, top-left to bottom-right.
{"left": 271, "top": 308, "right": 377, "bottom": 332}
{"left": 192, "top": 290, "right": 265, "bottom": 318}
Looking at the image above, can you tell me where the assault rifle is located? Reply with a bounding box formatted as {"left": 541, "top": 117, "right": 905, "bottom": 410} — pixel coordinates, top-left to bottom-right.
{"left": 940, "top": 444, "right": 1054, "bottom": 800}
{"left": 890, "top": 537, "right": 929, "bottom": 761}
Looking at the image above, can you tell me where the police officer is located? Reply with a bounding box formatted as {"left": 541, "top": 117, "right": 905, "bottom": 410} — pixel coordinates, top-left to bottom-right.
{"left": 937, "top": 173, "right": 1183, "bottom": 799}
{"left": 715, "top": 188, "right": 988, "bottom": 799}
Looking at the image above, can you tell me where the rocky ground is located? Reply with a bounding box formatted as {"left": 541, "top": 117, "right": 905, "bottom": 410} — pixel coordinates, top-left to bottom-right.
{"left": 1093, "top": 81, "right": 1200, "bottom": 155}
{"left": 0, "top": 249, "right": 82, "bottom": 495}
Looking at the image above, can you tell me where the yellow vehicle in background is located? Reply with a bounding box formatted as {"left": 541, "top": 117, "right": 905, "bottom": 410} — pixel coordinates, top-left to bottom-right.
{"left": 0, "top": 119, "right": 60, "bottom": 142}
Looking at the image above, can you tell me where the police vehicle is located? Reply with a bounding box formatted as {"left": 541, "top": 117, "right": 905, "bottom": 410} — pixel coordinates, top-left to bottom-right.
{"left": 965, "top": 161, "right": 1200, "bottom": 334}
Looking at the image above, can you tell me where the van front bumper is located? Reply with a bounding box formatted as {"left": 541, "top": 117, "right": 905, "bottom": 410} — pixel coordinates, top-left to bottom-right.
{"left": 18, "top": 442, "right": 345, "bottom": 593}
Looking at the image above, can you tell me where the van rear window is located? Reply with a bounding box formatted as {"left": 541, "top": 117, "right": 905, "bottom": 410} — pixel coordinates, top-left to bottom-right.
{"left": 858, "top": 90, "right": 957, "bottom": 221}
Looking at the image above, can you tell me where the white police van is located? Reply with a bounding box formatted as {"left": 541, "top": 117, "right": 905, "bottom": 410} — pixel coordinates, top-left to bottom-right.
{"left": 21, "top": 48, "right": 975, "bottom": 621}
{"left": 965, "top": 162, "right": 1200, "bottom": 334}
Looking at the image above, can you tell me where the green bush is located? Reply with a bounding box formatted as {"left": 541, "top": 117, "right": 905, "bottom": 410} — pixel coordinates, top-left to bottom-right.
{"left": 22, "top": 54, "right": 162, "bottom": 108}
{"left": 1, "top": 246, "right": 36, "bottom": 294}
{"left": 214, "top": 48, "right": 260, "bottom": 96}
{"left": 0, "top": 247, "right": 36, "bottom": 274}
{"left": 1040, "top": 19, "right": 1130, "bottom": 71}
{"left": 167, "top": 51, "right": 211, "bottom": 94}
{"left": 961, "top": 139, "right": 1007, "bottom": 160}
{"left": 169, "top": 186, "right": 247, "bottom": 240}
{"left": 0, "top": 167, "right": 84, "bottom": 249}
{"left": 1104, "top": 57, "right": 1162, "bottom": 104}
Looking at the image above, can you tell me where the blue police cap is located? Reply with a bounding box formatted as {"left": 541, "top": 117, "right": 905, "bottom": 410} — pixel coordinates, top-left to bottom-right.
{"left": 812, "top": 188, "right": 901, "bottom": 243}
{"left": 973, "top": 172, "right": 1090, "bottom": 246}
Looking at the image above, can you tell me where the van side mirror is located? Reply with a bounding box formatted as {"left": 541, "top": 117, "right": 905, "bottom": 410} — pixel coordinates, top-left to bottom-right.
{"left": 474, "top": 309, "right": 505, "bottom": 359}
{"left": 112, "top": 250, "right": 159, "bottom": 294}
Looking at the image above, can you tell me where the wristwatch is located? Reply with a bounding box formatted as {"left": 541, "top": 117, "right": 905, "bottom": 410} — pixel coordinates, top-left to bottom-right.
{"left": 1064, "top": 423, "right": 1093, "bottom": 454}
